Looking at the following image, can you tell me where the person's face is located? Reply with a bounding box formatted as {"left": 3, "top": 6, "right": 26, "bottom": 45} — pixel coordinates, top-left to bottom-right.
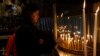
{"left": 31, "top": 10, "right": 39, "bottom": 23}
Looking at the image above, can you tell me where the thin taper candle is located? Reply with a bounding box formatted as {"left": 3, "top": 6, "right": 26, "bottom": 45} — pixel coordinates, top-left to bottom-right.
{"left": 53, "top": 3, "right": 57, "bottom": 42}
{"left": 83, "top": 0, "right": 87, "bottom": 56}
{"left": 93, "top": 6, "right": 99, "bottom": 56}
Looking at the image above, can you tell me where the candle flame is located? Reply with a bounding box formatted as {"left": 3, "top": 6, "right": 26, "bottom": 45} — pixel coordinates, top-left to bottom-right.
{"left": 96, "top": 6, "right": 99, "bottom": 13}
{"left": 83, "top": 0, "right": 86, "bottom": 8}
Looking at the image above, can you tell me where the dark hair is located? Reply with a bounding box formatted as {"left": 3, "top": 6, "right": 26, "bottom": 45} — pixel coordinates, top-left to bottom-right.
{"left": 25, "top": 3, "right": 39, "bottom": 13}
{"left": 22, "top": 3, "right": 40, "bottom": 24}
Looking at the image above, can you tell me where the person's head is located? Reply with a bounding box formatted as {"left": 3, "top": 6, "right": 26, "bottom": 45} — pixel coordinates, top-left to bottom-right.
{"left": 31, "top": 8, "right": 39, "bottom": 24}
{"left": 22, "top": 3, "right": 40, "bottom": 25}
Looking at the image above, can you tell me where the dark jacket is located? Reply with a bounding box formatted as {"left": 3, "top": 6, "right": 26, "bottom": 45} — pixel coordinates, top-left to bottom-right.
{"left": 15, "top": 23, "right": 56, "bottom": 56}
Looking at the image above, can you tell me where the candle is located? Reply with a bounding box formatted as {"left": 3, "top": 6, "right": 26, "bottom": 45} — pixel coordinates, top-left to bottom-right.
{"left": 87, "top": 34, "right": 90, "bottom": 41}
{"left": 83, "top": 0, "right": 87, "bottom": 56}
{"left": 93, "top": 6, "right": 99, "bottom": 56}
{"left": 82, "top": 41, "right": 84, "bottom": 50}
{"left": 53, "top": 3, "right": 57, "bottom": 42}
{"left": 72, "top": 38, "right": 74, "bottom": 49}
{"left": 74, "top": 40, "right": 76, "bottom": 50}
{"left": 70, "top": 38, "right": 73, "bottom": 49}
{"left": 86, "top": 40, "right": 88, "bottom": 44}
{"left": 90, "top": 35, "right": 93, "bottom": 41}
{"left": 65, "top": 34, "right": 68, "bottom": 48}
{"left": 68, "top": 37, "right": 70, "bottom": 49}
{"left": 78, "top": 39, "right": 80, "bottom": 50}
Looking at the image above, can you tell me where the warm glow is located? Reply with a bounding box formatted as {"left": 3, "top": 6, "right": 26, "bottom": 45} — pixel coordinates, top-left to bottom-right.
{"left": 87, "top": 34, "right": 90, "bottom": 38}
{"left": 91, "top": 35, "right": 93, "bottom": 39}
{"left": 96, "top": 6, "right": 99, "bottom": 13}
{"left": 73, "top": 32, "right": 76, "bottom": 35}
{"left": 70, "top": 38, "right": 73, "bottom": 41}
{"left": 57, "top": 15, "right": 59, "bottom": 18}
{"left": 86, "top": 40, "right": 88, "bottom": 44}
{"left": 83, "top": 0, "right": 86, "bottom": 8}
{"left": 57, "top": 25, "right": 92, "bottom": 51}
{"left": 78, "top": 39, "right": 80, "bottom": 42}
{"left": 60, "top": 34, "right": 63, "bottom": 38}
{"left": 77, "top": 31, "right": 81, "bottom": 34}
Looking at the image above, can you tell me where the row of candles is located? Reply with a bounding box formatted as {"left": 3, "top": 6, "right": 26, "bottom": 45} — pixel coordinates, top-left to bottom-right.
{"left": 53, "top": 0, "right": 99, "bottom": 56}
{"left": 57, "top": 29, "right": 93, "bottom": 51}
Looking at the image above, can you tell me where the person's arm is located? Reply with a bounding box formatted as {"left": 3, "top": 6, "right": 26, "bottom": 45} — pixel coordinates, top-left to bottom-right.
{"left": 5, "top": 34, "right": 15, "bottom": 56}
{"left": 15, "top": 25, "right": 34, "bottom": 56}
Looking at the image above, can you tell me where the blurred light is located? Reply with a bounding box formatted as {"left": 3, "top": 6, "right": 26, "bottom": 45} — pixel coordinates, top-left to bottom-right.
{"left": 64, "top": 26, "right": 66, "bottom": 29}
{"left": 83, "top": 0, "right": 86, "bottom": 8}
{"left": 86, "top": 40, "right": 88, "bottom": 44}
{"left": 68, "top": 16, "right": 70, "bottom": 19}
{"left": 82, "top": 37, "right": 84, "bottom": 40}
{"left": 74, "top": 40, "right": 76, "bottom": 43}
{"left": 68, "top": 33, "right": 70, "bottom": 36}
{"left": 57, "top": 15, "right": 59, "bottom": 18}
{"left": 87, "top": 34, "right": 90, "bottom": 38}
{"left": 96, "top": 6, "right": 99, "bottom": 13}
{"left": 73, "top": 32, "right": 76, "bottom": 35}
{"left": 60, "top": 34, "right": 63, "bottom": 38}
{"left": 61, "top": 13, "right": 63, "bottom": 17}
{"left": 68, "top": 30, "right": 71, "bottom": 32}
{"left": 78, "top": 39, "right": 80, "bottom": 42}
{"left": 82, "top": 41, "right": 84, "bottom": 43}
{"left": 91, "top": 35, "right": 93, "bottom": 39}
{"left": 74, "top": 26, "right": 78, "bottom": 29}
{"left": 12, "top": 5, "right": 16, "bottom": 10}
{"left": 75, "top": 35, "right": 78, "bottom": 37}
{"left": 77, "top": 31, "right": 81, "bottom": 34}
{"left": 70, "top": 38, "right": 73, "bottom": 41}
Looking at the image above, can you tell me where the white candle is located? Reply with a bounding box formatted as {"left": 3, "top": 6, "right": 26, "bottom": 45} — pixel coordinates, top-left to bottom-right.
{"left": 93, "top": 6, "right": 99, "bottom": 56}
{"left": 83, "top": 0, "right": 87, "bottom": 56}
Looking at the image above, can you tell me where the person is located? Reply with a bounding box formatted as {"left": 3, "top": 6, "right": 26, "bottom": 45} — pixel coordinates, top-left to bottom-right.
{"left": 5, "top": 33, "right": 17, "bottom": 56}
{"left": 15, "top": 3, "right": 56, "bottom": 56}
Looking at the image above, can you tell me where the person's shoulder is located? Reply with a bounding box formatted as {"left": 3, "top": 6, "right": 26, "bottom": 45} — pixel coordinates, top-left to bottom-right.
{"left": 15, "top": 24, "right": 31, "bottom": 33}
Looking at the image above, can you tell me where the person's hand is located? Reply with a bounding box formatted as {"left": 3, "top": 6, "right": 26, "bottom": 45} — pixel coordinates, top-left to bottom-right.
{"left": 39, "top": 38, "right": 44, "bottom": 45}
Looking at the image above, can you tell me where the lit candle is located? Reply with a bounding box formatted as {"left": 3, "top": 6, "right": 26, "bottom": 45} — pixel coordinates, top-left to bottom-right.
{"left": 78, "top": 39, "right": 80, "bottom": 50}
{"left": 87, "top": 34, "right": 90, "bottom": 41}
{"left": 68, "top": 37, "right": 70, "bottom": 49}
{"left": 72, "top": 38, "right": 74, "bottom": 49}
{"left": 70, "top": 38, "right": 73, "bottom": 49}
{"left": 83, "top": 0, "right": 87, "bottom": 56}
{"left": 93, "top": 6, "right": 99, "bottom": 56}
{"left": 66, "top": 34, "right": 68, "bottom": 48}
{"left": 82, "top": 40, "right": 84, "bottom": 50}
{"left": 74, "top": 40, "right": 76, "bottom": 50}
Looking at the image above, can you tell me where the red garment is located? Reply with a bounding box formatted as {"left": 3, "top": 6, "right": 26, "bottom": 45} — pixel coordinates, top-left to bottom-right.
{"left": 5, "top": 33, "right": 17, "bottom": 56}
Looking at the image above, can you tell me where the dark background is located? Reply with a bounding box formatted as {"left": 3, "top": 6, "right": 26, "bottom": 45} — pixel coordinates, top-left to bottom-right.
{"left": 16, "top": 0, "right": 99, "bottom": 17}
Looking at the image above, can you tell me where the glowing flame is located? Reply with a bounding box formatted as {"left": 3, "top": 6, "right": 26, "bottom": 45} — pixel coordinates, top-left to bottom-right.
{"left": 83, "top": 0, "right": 86, "bottom": 8}
{"left": 96, "top": 6, "right": 99, "bottom": 13}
